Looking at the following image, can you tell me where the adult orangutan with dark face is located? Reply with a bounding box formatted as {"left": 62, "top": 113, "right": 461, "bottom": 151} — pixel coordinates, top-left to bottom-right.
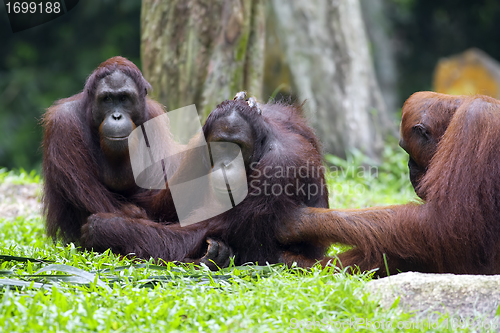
{"left": 42, "top": 56, "right": 165, "bottom": 243}
{"left": 43, "top": 57, "right": 230, "bottom": 267}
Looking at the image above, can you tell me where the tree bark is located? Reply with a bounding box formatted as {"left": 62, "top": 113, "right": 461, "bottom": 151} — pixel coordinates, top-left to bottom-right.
{"left": 141, "top": 0, "right": 265, "bottom": 119}
{"left": 360, "top": 0, "right": 399, "bottom": 114}
{"left": 269, "top": 0, "right": 394, "bottom": 159}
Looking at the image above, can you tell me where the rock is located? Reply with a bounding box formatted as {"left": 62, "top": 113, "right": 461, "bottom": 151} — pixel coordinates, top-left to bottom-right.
{"left": 433, "top": 48, "right": 500, "bottom": 99}
{"left": 366, "top": 272, "right": 500, "bottom": 330}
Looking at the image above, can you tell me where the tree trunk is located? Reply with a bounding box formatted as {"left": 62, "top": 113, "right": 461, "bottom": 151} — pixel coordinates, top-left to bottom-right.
{"left": 141, "top": 0, "right": 265, "bottom": 119}
{"left": 360, "top": 0, "right": 399, "bottom": 114}
{"left": 269, "top": 0, "right": 394, "bottom": 159}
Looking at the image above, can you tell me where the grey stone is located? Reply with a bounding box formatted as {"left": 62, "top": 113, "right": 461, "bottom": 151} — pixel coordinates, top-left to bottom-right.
{"left": 366, "top": 272, "right": 500, "bottom": 330}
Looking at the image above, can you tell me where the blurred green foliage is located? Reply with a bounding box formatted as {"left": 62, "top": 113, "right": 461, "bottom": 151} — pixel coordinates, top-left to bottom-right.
{"left": 0, "top": 167, "right": 40, "bottom": 184}
{"left": 325, "top": 143, "right": 418, "bottom": 209}
{"left": 0, "top": 0, "right": 141, "bottom": 171}
{"left": 388, "top": 0, "right": 500, "bottom": 101}
{"left": 2, "top": 0, "right": 500, "bottom": 172}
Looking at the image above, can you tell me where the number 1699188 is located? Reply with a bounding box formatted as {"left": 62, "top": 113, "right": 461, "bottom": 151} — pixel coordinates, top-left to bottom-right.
{"left": 6, "top": 2, "right": 61, "bottom": 14}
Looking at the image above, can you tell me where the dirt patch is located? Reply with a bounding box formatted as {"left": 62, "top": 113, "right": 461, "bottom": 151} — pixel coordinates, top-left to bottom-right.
{"left": 0, "top": 182, "right": 42, "bottom": 219}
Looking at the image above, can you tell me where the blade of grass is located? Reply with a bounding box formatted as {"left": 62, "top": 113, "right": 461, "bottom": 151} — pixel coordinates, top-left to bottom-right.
{"left": 0, "top": 278, "right": 50, "bottom": 289}
{"left": 0, "top": 255, "right": 53, "bottom": 263}
{"left": 36, "top": 264, "right": 111, "bottom": 292}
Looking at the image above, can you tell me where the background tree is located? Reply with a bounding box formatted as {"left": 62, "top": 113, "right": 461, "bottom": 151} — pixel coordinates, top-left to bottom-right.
{"left": 141, "top": 0, "right": 265, "bottom": 118}
{"left": 142, "top": 0, "right": 393, "bottom": 159}
{"left": 360, "top": 0, "right": 398, "bottom": 115}
{"left": 267, "top": 0, "right": 393, "bottom": 159}
{"left": 2, "top": 0, "right": 500, "bottom": 170}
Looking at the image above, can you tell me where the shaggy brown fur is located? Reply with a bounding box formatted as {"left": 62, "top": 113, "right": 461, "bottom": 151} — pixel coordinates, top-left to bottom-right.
{"left": 399, "top": 91, "right": 465, "bottom": 199}
{"left": 86, "top": 99, "right": 334, "bottom": 267}
{"left": 278, "top": 94, "right": 500, "bottom": 276}
{"left": 42, "top": 56, "right": 165, "bottom": 243}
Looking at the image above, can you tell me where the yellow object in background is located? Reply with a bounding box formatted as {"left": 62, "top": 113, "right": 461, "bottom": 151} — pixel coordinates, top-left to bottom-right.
{"left": 433, "top": 48, "right": 500, "bottom": 99}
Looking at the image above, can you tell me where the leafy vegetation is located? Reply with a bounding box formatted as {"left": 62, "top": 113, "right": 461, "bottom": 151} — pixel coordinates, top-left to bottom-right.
{"left": 325, "top": 145, "right": 419, "bottom": 208}
{"left": 0, "top": 1, "right": 142, "bottom": 171}
{"left": 3, "top": 0, "right": 500, "bottom": 172}
{"left": 0, "top": 148, "right": 468, "bottom": 332}
{"left": 0, "top": 168, "right": 40, "bottom": 184}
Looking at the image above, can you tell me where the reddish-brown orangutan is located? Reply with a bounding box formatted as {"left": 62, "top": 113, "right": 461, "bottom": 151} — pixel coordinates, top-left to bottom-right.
{"left": 278, "top": 94, "right": 500, "bottom": 276}
{"left": 43, "top": 57, "right": 228, "bottom": 267}
{"left": 399, "top": 91, "right": 464, "bottom": 199}
{"left": 83, "top": 93, "right": 335, "bottom": 267}
{"left": 42, "top": 56, "right": 164, "bottom": 242}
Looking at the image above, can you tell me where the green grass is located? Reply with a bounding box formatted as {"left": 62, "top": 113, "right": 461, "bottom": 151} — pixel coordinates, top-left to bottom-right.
{"left": 0, "top": 167, "right": 40, "bottom": 184}
{"left": 0, "top": 149, "right": 465, "bottom": 332}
